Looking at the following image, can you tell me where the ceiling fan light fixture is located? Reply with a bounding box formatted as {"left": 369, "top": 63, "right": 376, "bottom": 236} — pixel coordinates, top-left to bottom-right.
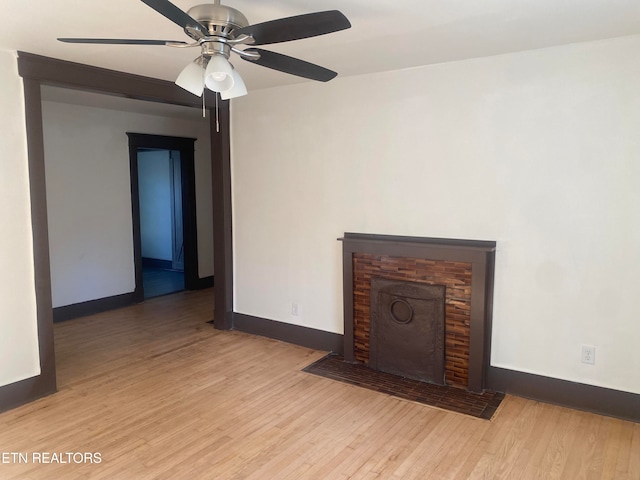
{"left": 204, "top": 54, "right": 234, "bottom": 92}
{"left": 175, "top": 57, "right": 206, "bottom": 96}
{"left": 58, "top": 1, "right": 351, "bottom": 98}
{"left": 220, "top": 68, "right": 247, "bottom": 100}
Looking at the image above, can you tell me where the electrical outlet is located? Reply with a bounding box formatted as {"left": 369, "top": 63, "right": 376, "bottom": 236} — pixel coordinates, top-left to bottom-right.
{"left": 581, "top": 345, "right": 596, "bottom": 365}
{"left": 291, "top": 303, "right": 299, "bottom": 316}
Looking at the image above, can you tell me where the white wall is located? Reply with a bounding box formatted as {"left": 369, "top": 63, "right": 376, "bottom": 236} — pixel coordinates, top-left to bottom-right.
{"left": 0, "top": 50, "right": 40, "bottom": 387}
{"left": 42, "top": 98, "right": 212, "bottom": 308}
{"left": 232, "top": 35, "right": 640, "bottom": 394}
{"left": 138, "top": 150, "right": 173, "bottom": 261}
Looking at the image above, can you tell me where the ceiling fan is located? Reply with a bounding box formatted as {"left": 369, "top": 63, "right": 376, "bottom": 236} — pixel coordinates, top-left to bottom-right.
{"left": 58, "top": 0, "right": 351, "bottom": 100}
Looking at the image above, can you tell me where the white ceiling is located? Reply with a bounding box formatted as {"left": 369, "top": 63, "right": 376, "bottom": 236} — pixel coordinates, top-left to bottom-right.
{"left": 3, "top": 0, "right": 640, "bottom": 92}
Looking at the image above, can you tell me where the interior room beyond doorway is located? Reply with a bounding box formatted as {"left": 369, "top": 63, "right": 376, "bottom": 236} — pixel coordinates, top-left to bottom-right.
{"left": 138, "top": 148, "right": 185, "bottom": 299}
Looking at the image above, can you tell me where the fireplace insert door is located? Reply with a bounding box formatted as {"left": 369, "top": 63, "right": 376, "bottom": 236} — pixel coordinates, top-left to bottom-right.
{"left": 369, "top": 279, "right": 446, "bottom": 384}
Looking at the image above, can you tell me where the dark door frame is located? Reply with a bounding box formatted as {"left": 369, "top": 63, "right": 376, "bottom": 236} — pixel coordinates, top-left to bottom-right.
{"left": 128, "top": 133, "right": 198, "bottom": 300}
{"left": 1, "top": 52, "right": 233, "bottom": 413}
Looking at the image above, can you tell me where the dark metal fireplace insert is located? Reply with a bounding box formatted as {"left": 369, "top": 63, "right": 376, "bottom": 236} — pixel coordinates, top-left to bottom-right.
{"left": 370, "top": 278, "right": 445, "bottom": 384}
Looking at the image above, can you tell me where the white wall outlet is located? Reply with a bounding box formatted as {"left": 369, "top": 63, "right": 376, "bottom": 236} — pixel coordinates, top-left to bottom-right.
{"left": 291, "top": 303, "right": 299, "bottom": 316}
{"left": 581, "top": 345, "right": 596, "bottom": 365}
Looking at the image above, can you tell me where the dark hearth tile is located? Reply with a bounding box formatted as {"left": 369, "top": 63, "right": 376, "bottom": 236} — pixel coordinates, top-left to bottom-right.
{"left": 303, "top": 354, "right": 503, "bottom": 420}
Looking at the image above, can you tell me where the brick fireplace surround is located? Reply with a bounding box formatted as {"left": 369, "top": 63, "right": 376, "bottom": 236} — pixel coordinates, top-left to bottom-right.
{"left": 339, "top": 233, "right": 496, "bottom": 393}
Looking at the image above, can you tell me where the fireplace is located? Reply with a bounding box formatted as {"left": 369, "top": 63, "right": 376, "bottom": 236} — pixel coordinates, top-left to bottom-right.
{"left": 339, "top": 233, "right": 496, "bottom": 393}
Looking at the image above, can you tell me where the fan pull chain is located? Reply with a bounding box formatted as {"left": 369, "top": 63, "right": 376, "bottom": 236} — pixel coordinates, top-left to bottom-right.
{"left": 215, "top": 93, "right": 220, "bottom": 133}
{"left": 202, "top": 90, "right": 206, "bottom": 118}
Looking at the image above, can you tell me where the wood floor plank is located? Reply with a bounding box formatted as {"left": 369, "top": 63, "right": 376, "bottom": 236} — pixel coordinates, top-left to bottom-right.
{"left": 560, "top": 411, "right": 607, "bottom": 480}
{"left": 533, "top": 407, "right": 583, "bottom": 479}
{"left": 0, "top": 289, "right": 638, "bottom": 479}
{"left": 392, "top": 411, "right": 467, "bottom": 479}
{"left": 513, "top": 402, "right": 564, "bottom": 479}
{"left": 614, "top": 418, "right": 638, "bottom": 480}
{"left": 629, "top": 423, "right": 640, "bottom": 480}
{"left": 457, "top": 395, "right": 529, "bottom": 479}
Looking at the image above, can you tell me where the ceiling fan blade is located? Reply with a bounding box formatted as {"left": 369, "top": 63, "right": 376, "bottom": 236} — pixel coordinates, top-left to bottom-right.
{"left": 234, "top": 10, "right": 351, "bottom": 45}
{"left": 242, "top": 48, "right": 337, "bottom": 82}
{"left": 140, "top": 0, "right": 207, "bottom": 35}
{"left": 58, "top": 38, "right": 188, "bottom": 45}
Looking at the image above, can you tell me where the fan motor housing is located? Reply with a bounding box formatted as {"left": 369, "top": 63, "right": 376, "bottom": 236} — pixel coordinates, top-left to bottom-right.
{"left": 187, "top": 4, "right": 249, "bottom": 37}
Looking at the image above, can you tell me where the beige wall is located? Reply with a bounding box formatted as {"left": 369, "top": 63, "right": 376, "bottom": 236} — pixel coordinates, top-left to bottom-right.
{"left": 42, "top": 95, "right": 213, "bottom": 308}
{"left": 0, "top": 49, "right": 40, "bottom": 387}
{"left": 231, "top": 35, "right": 640, "bottom": 394}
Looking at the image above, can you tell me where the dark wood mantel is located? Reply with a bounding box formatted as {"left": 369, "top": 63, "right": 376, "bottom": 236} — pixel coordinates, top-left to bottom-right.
{"left": 338, "top": 233, "right": 496, "bottom": 393}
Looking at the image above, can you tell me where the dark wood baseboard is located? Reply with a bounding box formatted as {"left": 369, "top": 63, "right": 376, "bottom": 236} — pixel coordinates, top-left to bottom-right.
{"left": 0, "top": 371, "right": 57, "bottom": 414}
{"left": 232, "top": 313, "right": 344, "bottom": 354}
{"left": 53, "top": 280, "right": 213, "bottom": 323}
{"left": 487, "top": 366, "right": 640, "bottom": 423}
{"left": 193, "top": 275, "right": 214, "bottom": 290}
{"left": 142, "top": 257, "right": 173, "bottom": 269}
{"left": 227, "top": 317, "right": 639, "bottom": 423}
{"left": 53, "top": 292, "right": 138, "bottom": 322}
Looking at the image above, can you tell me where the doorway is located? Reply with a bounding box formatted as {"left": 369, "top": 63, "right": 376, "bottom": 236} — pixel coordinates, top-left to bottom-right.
{"left": 10, "top": 52, "right": 230, "bottom": 410}
{"left": 128, "top": 133, "right": 199, "bottom": 302}
{"left": 137, "top": 148, "right": 185, "bottom": 298}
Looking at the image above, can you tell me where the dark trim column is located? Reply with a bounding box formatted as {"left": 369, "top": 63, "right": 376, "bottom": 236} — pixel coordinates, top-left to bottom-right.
{"left": 468, "top": 261, "right": 487, "bottom": 393}
{"left": 342, "top": 245, "right": 355, "bottom": 362}
{"left": 23, "top": 79, "right": 57, "bottom": 392}
{"left": 0, "top": 78, "right": 57, "bottom": 413}
{"left": 211, "top": 101, "right": 234, "bottom": 329}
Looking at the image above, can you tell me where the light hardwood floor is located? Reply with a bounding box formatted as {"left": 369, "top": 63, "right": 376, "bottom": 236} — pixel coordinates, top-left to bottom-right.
{"left": 0, "top": 289, "right": 638, "bottom": 479}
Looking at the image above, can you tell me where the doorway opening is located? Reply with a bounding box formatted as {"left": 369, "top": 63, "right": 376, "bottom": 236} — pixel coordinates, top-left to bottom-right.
{"left": 138, "top": 148, "right": 185, "bottom": 298}
{"left": 128, "top": 133, "right": 199, "bottom": 302}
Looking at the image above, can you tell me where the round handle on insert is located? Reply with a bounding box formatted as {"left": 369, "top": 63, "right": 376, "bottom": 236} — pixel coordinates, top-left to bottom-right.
{"left": 388, "top": 298, "right": 413, "bottom": 325}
